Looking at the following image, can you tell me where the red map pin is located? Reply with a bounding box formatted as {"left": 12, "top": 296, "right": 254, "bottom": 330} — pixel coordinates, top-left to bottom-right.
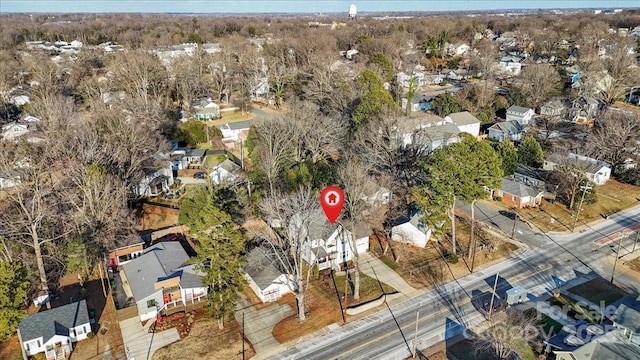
{"left": 320, "top": 185, "right": 345, "bottom": 224}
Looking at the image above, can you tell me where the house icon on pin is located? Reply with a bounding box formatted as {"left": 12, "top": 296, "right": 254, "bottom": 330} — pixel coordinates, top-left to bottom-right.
{"left": 327, "top": 193, "right": 338, "bottom": 204}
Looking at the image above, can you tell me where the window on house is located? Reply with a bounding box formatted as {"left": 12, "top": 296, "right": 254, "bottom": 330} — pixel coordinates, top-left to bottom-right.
{"left": 147, "top": 299, "right": 157, "bottom": 308}
{"left": 498, "top": 190, "right": 504, "bottom": 197}
{"left": 76, "top": 326, "right": 85, "bottom": 335}
{"left": 512, "top": 195, "right": 516, "bottom": 201}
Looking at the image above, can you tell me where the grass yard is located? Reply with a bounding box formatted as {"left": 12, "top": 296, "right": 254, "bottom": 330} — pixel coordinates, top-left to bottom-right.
{"left": 519, "top": 180, "right": 640, "bottom": 233}
{"left": 567, "top": 278, "right": 629, "bottom": 306}
{"left": 271, "top": 281, "right": 344, "bottom": 344}
{"left": 548, "top": 294, "right": 601, "bottom": 324}
{"left": 523, "top": 308, "right": 563, "bottom": 337}
{"left": 208, "top": 110, "right": 253, "bottom": 126}
{"left": 203, "top": 153, "right": 227, "bottom": 169}
{"left": 152, "top": 318, "right": 254, "bottom": 360}
{"left": 332, "top": 272, "right": 397, "bottom": 305}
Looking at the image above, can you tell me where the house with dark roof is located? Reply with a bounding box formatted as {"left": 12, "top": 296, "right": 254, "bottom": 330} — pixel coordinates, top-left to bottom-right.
{"left": 18, "top": 300, "right": 91, "bottom": 360}
{"left": 494, "top": 177, "right": 543, "bottom": 208}
{"left": 297, "top": 211, "right": 370, "bottom": 271}
{"left": 391, "top": 208, "right": 432, "bottom": 248}
{"left": 189, "top": 97, "right": 221, "bottom": 120}
{"left": 218, "top": 121, "right": 251, "bottom": 142}
{"left": 244, "top": 247, "right": 294, "bottom": 303}
{"left": 487, "top": 120, "right": 525, "bottom": 142}
{"left": 120, "top": 242, "right": 207, "bottom": 322}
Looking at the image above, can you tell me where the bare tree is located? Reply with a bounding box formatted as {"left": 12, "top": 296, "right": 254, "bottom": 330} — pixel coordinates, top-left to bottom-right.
{"left": 252, "top": 117, "right": 296, "bottom": 196}
{"left": 585, "top": 110, "right": 640, "bottom": 169}
{"left": 259, "top": 186, "right": 321, "bottom": 322}
{"left": 547, "top": 152, "right": 593, "bottom": 209}
{"left": 473, "top": 309, "right": 538, "bottom": 360}
{"left": 518, "top": 64, "right": 562, "bottom": 112}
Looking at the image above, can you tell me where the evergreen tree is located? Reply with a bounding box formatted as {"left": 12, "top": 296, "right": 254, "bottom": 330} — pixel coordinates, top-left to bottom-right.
{"left": 495, "top": 141, "right": 519, "bottom": 176}
{"left": 518, "top": 136, "right": 544, "bottom": 168}
{"left": 351, "top": 70, "right": 397, "bottom": 127}
{"left": 0, "top": 261, "right": 30, "bottom": 340}
{"left": 180, "top": 186, "right": 246, "bottom": 329}
{"left": 430, "top": 93, "right": 461, "bottom": 117}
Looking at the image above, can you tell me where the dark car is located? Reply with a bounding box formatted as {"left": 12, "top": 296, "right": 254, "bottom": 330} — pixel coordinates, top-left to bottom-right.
{"left": 193, "top": 171, "right": 206, "bottom": 179}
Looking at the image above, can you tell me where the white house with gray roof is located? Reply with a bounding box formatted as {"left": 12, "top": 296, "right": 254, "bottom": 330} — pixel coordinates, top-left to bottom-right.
{"left": 18, "top": 300, "right": 90, "bottom": 360}
{"left": 218, "top": 121, "right": 251, "bottom": 142}
{"left": 445, "top": 111, "right": 481, "bottom": 137}
{"left": 506, "top": 105, "right": 535, "bottom": 126}
{"left": 209, "top": 159, "right": 242, "bottom": 185}
{"left": 120, "top": 242, "right": 207, "bottom": 322}
{"left": 244, "top": 248, "right": 294, "bottom": 303}
{"left": 391, "top": 208, "right": 432, "bottom": 248}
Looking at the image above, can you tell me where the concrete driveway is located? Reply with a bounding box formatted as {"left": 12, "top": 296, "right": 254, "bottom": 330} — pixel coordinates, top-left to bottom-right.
{"left": 119, "top": 317, "right": 179, "bottom": 360}
{"left": 235, "top": 295, "right": 293, "bottom": 359}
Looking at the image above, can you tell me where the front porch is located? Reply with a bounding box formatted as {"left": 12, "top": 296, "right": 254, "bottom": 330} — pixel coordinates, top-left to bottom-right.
{"left": 45, "top": 343, "right": 71, "bottom": 360}
{"left": 158, "top": 294, "right": 207, "bottom": 317}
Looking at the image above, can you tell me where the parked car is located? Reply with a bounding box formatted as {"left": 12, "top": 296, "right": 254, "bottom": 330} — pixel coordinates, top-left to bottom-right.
{"left": 193, "top": 171, "right": 206, "bottom": 179}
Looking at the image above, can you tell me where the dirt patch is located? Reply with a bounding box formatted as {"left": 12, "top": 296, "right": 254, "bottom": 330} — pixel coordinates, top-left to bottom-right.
{"left": 318, "top": 271, "right": 396, "bottom": 307}
{"left": 152, "top": 318, "right": 254, "bottom": 360}
{"left": 151, "top": 311, "right": 201, "bottom": 339}
{"left": 272, "top": 283, "right": 344, "bottom": 344}
{"left": 0, "top": 335, "right": 21, "bottom": 360}
{"left": 134, "top": 203, "right": 180, "bottom": 231}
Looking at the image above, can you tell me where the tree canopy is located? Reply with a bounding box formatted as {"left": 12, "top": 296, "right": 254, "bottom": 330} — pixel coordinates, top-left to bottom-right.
{"left": 518, "top": 136, "right": 544, "bottom": 168}
{"left": 0, "top": 261, "right": 30, "bottom": 340}
{"left": 430, "top": 93, "right": 461, "bottom": 117}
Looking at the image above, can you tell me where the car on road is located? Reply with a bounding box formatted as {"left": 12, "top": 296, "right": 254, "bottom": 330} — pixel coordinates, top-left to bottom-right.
{"left": 193, "top": 171, "right": 206, "bottom": 179}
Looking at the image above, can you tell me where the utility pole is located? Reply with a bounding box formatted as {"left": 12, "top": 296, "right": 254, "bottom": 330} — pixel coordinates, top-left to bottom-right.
{"left": 242, "top": 312, "right": 245, "bottom": 360}
{"left": 413, "top": 311, "right": 420, "bottom": 358}
{"left": 572, "top": 185, "right": 593, "bottom": 232}
{"left": 511, "top": 209, "right": 518, "bottom": 240}
{"left": 488, "top": 271, "right": 500, "bottom": 319}
{"left": 610, "top": 233, "right": 625, "bottom": 284}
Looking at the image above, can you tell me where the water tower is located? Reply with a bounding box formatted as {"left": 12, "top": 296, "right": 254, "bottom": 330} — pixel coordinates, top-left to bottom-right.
{"left": 348, "top": 4, "right": 357, "bottom": 20}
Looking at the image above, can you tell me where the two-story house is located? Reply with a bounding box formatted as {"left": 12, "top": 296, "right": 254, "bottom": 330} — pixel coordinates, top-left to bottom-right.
{"left": 487, "top": 120, "right": 526, "bottom": 142}
{"left": 506, "top": 105, "right": 535, "bottom": 126}
{"left": 445, "top": 111, "right": 481, "bottom": 137}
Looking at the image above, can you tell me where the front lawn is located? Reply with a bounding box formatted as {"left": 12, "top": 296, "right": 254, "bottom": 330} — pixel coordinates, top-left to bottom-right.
{"left": 567, "top": 278, "right": 629, "bottom": 306}
{"left": 203, "top": 154, "right": 227, "bottom": 169}
{"left": 518, "top": 180, "right": 640, "bottom": 232}
{"left": 524, "top": 308, "right": 563, "bottom": 337}
{"left": 332, "top": 272, "right": 397, "bottom": 305}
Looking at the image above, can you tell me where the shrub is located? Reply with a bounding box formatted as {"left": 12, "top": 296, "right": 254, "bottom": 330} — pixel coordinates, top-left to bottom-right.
{"left": 448, "top": 254, "right": 459, "bottom": 264}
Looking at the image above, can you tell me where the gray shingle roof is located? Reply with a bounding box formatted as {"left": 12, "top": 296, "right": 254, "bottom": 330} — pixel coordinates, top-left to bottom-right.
{"left": 219, "top": 121, "right": 251, "bottom": 131}
{"left": 489, "top": 120, "right": 523, "bottom": 135}
{"left": 19, "top": 300, "right": 89, "bottom": 342}
{"left": 122, "top": 242, "right": 190, "bottom": 300}
{"left": 500, "top": 177, "right": 543, "bottom": 198}
{"left": 245, "top": 249, "right": 284, "bottom": 290}
{"left": 507, "top": 105, "right": 532, "bottom": 115}
{"left": 614, "top": 303, "right": 640, "bottom": 333}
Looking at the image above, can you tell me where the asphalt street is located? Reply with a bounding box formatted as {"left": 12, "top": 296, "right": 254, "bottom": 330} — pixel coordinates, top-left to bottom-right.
{"left": 268, "top": 204, "right": 640, "bottom": 360}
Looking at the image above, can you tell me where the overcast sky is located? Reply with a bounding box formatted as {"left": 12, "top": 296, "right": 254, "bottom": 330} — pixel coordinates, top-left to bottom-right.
{"left": 0, "top": 0, "right": 636, "bottom": 14}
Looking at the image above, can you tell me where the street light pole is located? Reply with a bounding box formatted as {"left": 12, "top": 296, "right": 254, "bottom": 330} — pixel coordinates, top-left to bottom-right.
{"left": 610, "top": 233, "right": 626, "bottom": 284}
{"left": 572, "top": 185, "right": 593, "bottom": 232}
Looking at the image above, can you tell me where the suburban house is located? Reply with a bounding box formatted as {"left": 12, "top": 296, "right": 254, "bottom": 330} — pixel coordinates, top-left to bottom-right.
{"left": 541, "top": 98, "right": 571, "bottom": 118}
{"left": 18, "top": 300, "right": 91, "bottom": 360}
{"left": 171, "top": 148, "right": 207, "bottom": 170}
{"left": 361, "top": 180, "right": 392, "bottom": 207}
{"left": 543, "top": 153, "right": 612, "bottom": 185}
{"left": 190, "top": 97, "right": 221, "bottom": 120}
{"left": 494, "top": 177, "right": 544, "bottom": 208}
{"left": 396, "top": 71, "right": 425, "bottom": 88}
{"left": 487, "top": 121, "right": 525, "bottom": 142}
{"left": 423, "top": 74, "right": 444, "bottom": 85}
{"left": 445, "top": 111, "right": 481, "bottom": 137}
{"left": 120, "top": 241, "right": 208, "bottom": 322}
{"left": 108, "top": 242, "right": 145, "bottom": 269}
{"left": 391, "top": 208, "right": 432, "bottom": 248}
{"left": 299, "top": 216, "right": 370, "bottom": 272}
{"left": 244, "top": 247, "right": 293, "bottom": 303}
{"left": 400, "top": 123, "right": 461, "bottom": 152}
{"left": 547, "top": 325, "right": 640, "bottom": 360}
{"left": 444, "top": 42, "right": 470, "bottom": 56}
{"left": 218, "top": 121, "right": 251, "bottom": 142}
{"left": 1, "top": 122, "right": 30, "bottom": 141}
{"left": 498, "top": 55, "right": 523, "bottom": 75}
{"left": 209, "top": 159, "right": 241, "bottom": 185}
{"left": 132, "top": 154, "right": 174, "bottom": 197}
{"left": 612, "top": 295, "right": 640, "bottom": 344}
{"left": 569, "top": 96, "right": 601, "bottom": 124}
{"left": 505, "top": 105, "right": 535, "bottom": 126}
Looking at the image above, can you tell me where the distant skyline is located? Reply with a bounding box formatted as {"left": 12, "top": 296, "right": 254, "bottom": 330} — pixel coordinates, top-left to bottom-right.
{"left": 0, "top": 0, "right": 637, "bottom": 14}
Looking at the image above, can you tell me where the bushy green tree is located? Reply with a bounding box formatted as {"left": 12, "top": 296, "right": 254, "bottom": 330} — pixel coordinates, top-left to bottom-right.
{"left": 430, "top": 93, "right": 461, "bottom": 117}
{"left": 0, "top": 261, "right": 30, "bottom": 340}
{"left": 495, "top": 141, "right": 519, "bottom": 176}
{"left": 351, "top": 70, "right": 397, "bottom": 127}
{"left": 178, "top": 120, "right": 208, "bottom": 145}
{"left": 518, "top": 136, "right": 544, "bottom": 168}
{"left": 367, "top": 53, "right": 394, "bottom": 82}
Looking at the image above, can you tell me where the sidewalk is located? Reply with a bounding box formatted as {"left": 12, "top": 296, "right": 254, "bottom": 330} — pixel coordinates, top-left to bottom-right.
{"left": 359, "top": 251, "right": 421, "bottom": 299}
{"left": 235, "top": 295, "right": 293, "bottom": 360}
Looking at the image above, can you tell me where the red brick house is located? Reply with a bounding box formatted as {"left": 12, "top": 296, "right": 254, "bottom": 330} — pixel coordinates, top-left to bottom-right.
{"left": 494, "top": 177, "right": 543, "bottom": 209}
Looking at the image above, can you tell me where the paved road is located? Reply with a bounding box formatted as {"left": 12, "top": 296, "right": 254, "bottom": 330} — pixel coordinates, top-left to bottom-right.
{"left": 267, "top": 205, "right": 640, "bottom": 360}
